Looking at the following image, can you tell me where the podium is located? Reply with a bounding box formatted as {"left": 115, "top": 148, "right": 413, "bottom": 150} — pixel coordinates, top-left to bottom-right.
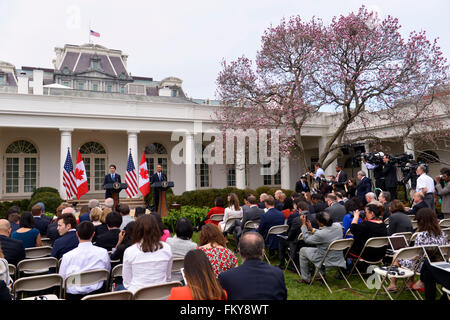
{"left": 150, "top": 181, "right": 174, "bottom": 217}
{"left": 104, "top": 181, "right": 128, "bottom": 212}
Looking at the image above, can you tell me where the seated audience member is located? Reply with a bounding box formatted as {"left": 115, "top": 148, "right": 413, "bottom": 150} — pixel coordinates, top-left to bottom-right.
{"left": 95, "top": 211, "right": 122, "bottom": 251}
{"left": 0, "top": 219, "right": 25, "bottom": 265}
{"left": 52, "top": 213, "right": 79, "bottom": 260}
{"left": 79, "top": 199, "right": 99, "bottom": 222}
{"left": 59, "top": 221, "right": 110, "bottom": 300}
{"left": 5, "top": 206, "right": 20, "bottom": 221}
{"left": 198, "top": 224, "right": 238, "bottom": 276}
{"left": 77, "top": 206, "right": 89, "bottom": 223}
{"left": 420, "top": 260, "right": 450, "bottom": 300}
{"left": 219, "top": 193, "right": 243, "bottom": 234}
{"left": 201, "top": 197, "right": 226, "bottom": 228}
{"left": 121, "top": 215, "right": 173, "bottom": 293}
{"left": 89, "top": 207, "right": 103, "bottom": 227}
{"left": 311, "top": 193, "right": 328, "bottom": 213}
{"left": 297, "top": 212, "right": 345, "bottom": 284}
{"left": 7, "top": 213, "right": 20, "bottom": 233}
{"left": 218, "top": 232, "right": 287, "bottom": 300}
{"left": 365, "top": 192, "right": 377, "bottom": 205}
{"left": 93, "top": 207, "right": 111, "bottom": 242}
{"left": 232, "top": 195, "right": 264, "bottom": 248}
{"left": 134, "top": 206, "right": 146, "bottom": 219}
{"left": 295, "top": 176, "right": 310, "bottom": 194}
{"left": 324, "top": 193, "right": 346, "bottom": 222}
{"left": 104, "top": 198, "right": 114, "bottom": 210}
{"left": 342, "top": 199, "right": 363, "bottom": 238}
{"left": 118, "top": 204, "right": 134, "bottom": 230}
{"left": 378, "top": 191, "right": 391, "bottom": 220}
{"left": 169, "top": 249, "right": 227, "bottom": 300}
{"left": 281, "top": 196, "right": 294, "bottom": 220}
{"left": 406, "top": 192, "right": 429, "bottom": 218}
{"left": 31, "top": 204, "right": 51, "bottom": 236}
{"left": 258, "top": 193, "right": 269, "bottom": 209}
{"left": 348, "top": 204, "right": 388, "bottom": 269}
{"left": 303, "top": 192, "right": 316, "bottom": 213}
{"left": 150, "top": 212, "right": 171, "bottom": 242}
{"left": 387, "top": 208, "right": 448, "bottom": 292}
{"left": 166, "top": 218, "right": 198, "bottom": 258}
{"left": 335, "top": 192, "right": 346, "bottom": 205}
{"left": 111, "top": 221, "right": 135, "bottom": 264}
{"left": 47, "top": 206, "right": 72, "bottom": 243}
{"left": 10, "top": 212, "right": 42, "bottom": 248}
{"left": 0, "top": 246, "right": 12, "bottom": 301}
{"left": 387, "top": 200, "right": 413, "bottom": 235}
{"left": 276, "top": 192, "right": 287, "bottom": 212}
{"left": 274, "top": 190, "right": 283, "bottom": 210}
{"left": 257, "top": 195, "right": 285, "bottom": 255}
{"left": 241, "top": 194, "right": 251, "bottom": 212}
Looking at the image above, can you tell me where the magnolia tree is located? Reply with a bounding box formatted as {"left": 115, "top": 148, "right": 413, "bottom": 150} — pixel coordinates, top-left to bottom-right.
{"left": 215, "top": 6, "right": 449, "bottom": 172}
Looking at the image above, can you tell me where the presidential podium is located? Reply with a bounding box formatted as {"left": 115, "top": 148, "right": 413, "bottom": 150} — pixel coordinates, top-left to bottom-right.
{"left": 151, "top": 181, "right": 174, "bottom": 217}
{"left": 104, "top": 182, "right": 128, "bottom": 212}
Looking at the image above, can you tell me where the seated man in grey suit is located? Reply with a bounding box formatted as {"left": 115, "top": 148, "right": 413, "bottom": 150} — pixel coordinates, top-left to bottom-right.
{"left": 324, "top": 193, "right": 346, "bottom": 222}
{"left": 297, "top": 211, "right": 345, "bottom": 284}
{"left": 233, "top": 195, "right": 264, "bottom": 248}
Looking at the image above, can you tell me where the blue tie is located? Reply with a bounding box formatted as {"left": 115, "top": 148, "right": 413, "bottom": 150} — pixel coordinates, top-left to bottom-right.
{"left": 112, "top": 174, "right": 115, "bottom": 180}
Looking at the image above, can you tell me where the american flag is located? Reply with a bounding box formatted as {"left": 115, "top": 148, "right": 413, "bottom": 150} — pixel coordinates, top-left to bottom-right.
{"left": 90, "top": 29, "right": 100, "bottom": 37}
{"left": 62, "top": 149, "right": 77, "bottom": 199}
{"left": 125, "top": 151, "right": 138, "bottom": 198}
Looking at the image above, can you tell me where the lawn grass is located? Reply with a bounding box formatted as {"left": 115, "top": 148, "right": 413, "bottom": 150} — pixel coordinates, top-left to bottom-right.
{"left": 191, "top": 231, "right": 421, "bottom": 300}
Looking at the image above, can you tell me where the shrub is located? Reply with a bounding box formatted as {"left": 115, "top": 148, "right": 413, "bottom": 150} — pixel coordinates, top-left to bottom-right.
{"left": 0, "top": 199, "right": 31, "bottom": 219}
{"left": 162, "top": 205, "right": 209, "bottom": 232}
{"left": 28, "top": 192, "right": 63, "bottom": 215}
{"left": 31, "top": 187, "right": 60, "bottom": 199}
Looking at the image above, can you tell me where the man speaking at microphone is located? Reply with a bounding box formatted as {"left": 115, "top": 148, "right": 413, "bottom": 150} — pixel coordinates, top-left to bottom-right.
{"left": 103, "top": 164, "right": 121, "bottom": 199}
{"left": 150, "top": 165, "right": 167, "bottom": 211}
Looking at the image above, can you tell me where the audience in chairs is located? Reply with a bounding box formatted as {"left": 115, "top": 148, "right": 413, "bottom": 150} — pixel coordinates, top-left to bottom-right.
{"left": 89, "top": 207, "right": 103, "bottom": 227}
{"left": 51, "top": 212, "right": 79, "bottom": 260}
{"left": 218, "top": 232, "right": 287, "bottom": 300}
{"left": 198, "top": 224, "right": 238, "bottom": 276}
{"left": 387, "top": 200, "right": 413, "bottom": 235}
{"left": 0, "top": 246, "right": 12, "bottom": 301}
{"left": 297, "top": 211, "right": 345, "bottom": 284}
{"left": 59, "top": 221, "right": 111, "bottom": 300}
{"left": 256, "top": 195, "right": 285, "bottom": 256}
{"left": 118, "top": 204, "right": 134, "bottom": 230}
{"left": 200, "top": 197, "right": 225, "bottom": 228}
{"left": 31, "top": 204, "right": 51, "bottom": 236}
{"left": 387, "top": 208, "right": 448, "bottom": 292}
{"left": 342, "top": 199, "right": 363, "bottom": 238}
{"left": 0, "top": 219, "right": 25, "bottom": 266}
{"left": 232, "top": 195, "right": 264, "bottom": 249}
{"left": 169, "top": 249, "right": 227, "bottom": 300}
{"left": 150, "top": 212, "right": 171, "bottom": 242}
{"left": 120, "top": 214, "right": 173, "bottom": 293}
{"left": 219, "top": 193, "right": 243, "bottom": 234}
{"left": 10, "top": 212, "right": 42, "bottom": 248}
{"left": 166, "top": 218, "right": 197, "bottom": 258}
{"left": 111, "top": 221, "right": 136, "bottom": 263}
{"left": 95, "top": 211, "right": 122, "bottom": 251}
{"left": 47, "top": 205, "right": 70, "bottom": 243}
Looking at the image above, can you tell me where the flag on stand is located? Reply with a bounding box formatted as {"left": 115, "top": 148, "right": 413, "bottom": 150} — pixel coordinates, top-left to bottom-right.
{"left": 62, "top": 148, "right": 77, "bottom": 199}
{"left": 138, "top": 151, "right": 150, "bottom": 197}
{"left": 90, "top": 29, "right": 100, "bottom": 37}
{"left": 75, "top": 149, "right": 89, "bottom": 199}
{"left": 125, "top": 150, "right": 138, "bottom": 198}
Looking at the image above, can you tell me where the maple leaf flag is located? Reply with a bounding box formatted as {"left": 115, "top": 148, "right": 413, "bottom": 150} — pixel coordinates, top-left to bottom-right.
{"left": 75, "top": 149, "right": 89, "bottom": 199}
{"left": 138, "top": 150, "right": 150, "bottom": 197}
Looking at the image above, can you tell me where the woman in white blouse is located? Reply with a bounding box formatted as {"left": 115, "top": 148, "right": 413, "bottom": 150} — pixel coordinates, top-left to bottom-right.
{"left": 219, "top": 193, "right": 243, "bottom": 233}
{"left": 120, "top": 214, "right": 173, "bottom": 293}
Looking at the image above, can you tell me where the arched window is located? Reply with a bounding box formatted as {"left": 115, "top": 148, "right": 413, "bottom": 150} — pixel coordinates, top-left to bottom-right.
{"left": 80, "top": 142, "right": 107, "bottom": 192}
{"left": 5, "top": 140, "right": 39, "bottom": 195}
{"left": 145, "top": 143, "right": 169, "bottom": 177}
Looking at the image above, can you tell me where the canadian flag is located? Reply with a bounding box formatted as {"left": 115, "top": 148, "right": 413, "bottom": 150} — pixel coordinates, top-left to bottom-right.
{"left": 75, "top": 149, "right": 89, "bottom": 199}
{"left": 138, "top": 151, "right": 150, "bottom": 197}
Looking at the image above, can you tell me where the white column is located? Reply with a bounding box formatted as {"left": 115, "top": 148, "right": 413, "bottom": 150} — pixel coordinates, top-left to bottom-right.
{"left": 185, "top": 133, "right": 196, "bottom": 191}
{"left": 361, "top": 140, "right": 370, "bottom": 176}
{"left": 280, "top": 156, "right": 290, "bottom": 190}
{"left": 318, "top": 136, "right": 337, "bottom": 177}
{"left": 235, "top": 151, "right": 246, "bottom": 190}
{"left": 59, "top": 128, "right": 73, "bottom": 199}
{"left": 127, "top": 130, "right": 139, "bottom": 171}
{"left": 404, "top": 137, "right": 415, "bottom": 158}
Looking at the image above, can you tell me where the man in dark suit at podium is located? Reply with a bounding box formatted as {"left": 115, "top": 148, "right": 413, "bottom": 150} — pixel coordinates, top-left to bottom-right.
{"left": 150, "top": 165, "right": 167, "bottom": 211}
{"left": 103, "top": 164, "right": 121, "bottom": 199}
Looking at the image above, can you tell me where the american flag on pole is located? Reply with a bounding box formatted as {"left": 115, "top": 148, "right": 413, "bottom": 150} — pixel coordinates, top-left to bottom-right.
{"left": 125, "top": 150, "right": 138, "bottom": 198}
{"left": 62, "top": 149, "right": 77, "bottom": 199}
{"left": 90, "top": 29, "right": 100, "bottom": 37}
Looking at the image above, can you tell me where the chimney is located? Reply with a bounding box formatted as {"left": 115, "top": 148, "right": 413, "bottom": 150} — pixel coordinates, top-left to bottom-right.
{"left": 17, "top": 72, "right": 29, "bottom": 94}
{"left": 33, "top": 69, "right": 44, "bottom": 95}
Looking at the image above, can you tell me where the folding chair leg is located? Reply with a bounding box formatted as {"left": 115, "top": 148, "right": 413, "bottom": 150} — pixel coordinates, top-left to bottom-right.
{"left": 318, "top": 270, "right": 333, "bottom": 294}
{"left": 338, "top": 268, "right": 352, "bottom": 289}
{"left": 264, "top": 251, "right": 270, "bottom": 264}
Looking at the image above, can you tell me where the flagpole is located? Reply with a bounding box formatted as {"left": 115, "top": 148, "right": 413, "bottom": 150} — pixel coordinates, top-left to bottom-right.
{"left": 89, "top": 20, "right": 91, "bottom": 44}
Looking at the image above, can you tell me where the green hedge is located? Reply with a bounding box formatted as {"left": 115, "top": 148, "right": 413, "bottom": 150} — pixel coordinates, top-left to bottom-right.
{"left": 0, "top": 199, "right": 32, "bottom": 219}
{"left": 28, "top": 189, "right": 63, "bottom": 215}
{"left": 162, "top": 205, "right": 209, "bottom": 232}
{"left": 31, "top": 187, "right": 60, "bottom": 199}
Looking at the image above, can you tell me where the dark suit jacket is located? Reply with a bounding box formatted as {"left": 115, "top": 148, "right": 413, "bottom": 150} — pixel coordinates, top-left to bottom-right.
{"left": 150, "top": 172, "right": 167, "bottom": 184}
{"left": 357, "top": 177, "right": 372, "bottom": 206}
{"left": 334, "top": 170, "right": 348, "bottom": 189}
{"left": 0, "top": 235, "right": 25, "bottom": 266}
{"left": 388, "top": 211, "right": 414, "bottom": 235}
{"left": 95, "top": 229, "right": 121, "bottom": 251}
{"left": 240, "top": 206, "right": 264, "bottom": 232}
{"left": 34, "top": 215, "right": 51, "bottom": 236}
{"left": 325, "top": 202, "right": 347, "bottom": 222}
{"left": 312, "top": 201, "right": 328, "bottom": 213}
{"left": 295, "top": 180, "right": 310, "bottom": 193}
{"left": 46, "top": 221, "right": 60, "bottom": 243}
{"left": 51, "top": 230, "right": 79, "bottom": 260}
{"left": 382, "top": 162, "right": 398, "bottom": 188}
{"left": 218, "top": 259, "right": 287, "bottom": 300}
{"left": 257, "top": 208, "right": 285, "bottom": 251}
{"left": 79, "top": 213, "right": 91, "bottom": 222}
{"left": 93, "top": 224, "right": 109, "bottom": 243}
{"left": 409, "top": 201, "right": 429, "bottom": 218}
{"left": 103, "top": 173, "right": 122, "bottom": 198}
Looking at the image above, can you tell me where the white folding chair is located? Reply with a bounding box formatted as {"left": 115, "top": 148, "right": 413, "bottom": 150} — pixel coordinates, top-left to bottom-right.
{"left": 392, "top": 232, "right": 413, "bottom": 243}
{"left": 81, "top": 290, "right": 133, "bottom": 300}
{"left": 348, "top": 236, "right": 389, "bottom": 288}
{"left": 209, "top": 214, "right": 224, "bottom": 222}
{"left": 372, "top": 246, "right": 425, "bottom": 300}
{"left": 171, "top": 258, "right": 185, "bottom": 282}
{"left": 8, "top": 264, "right": 16, "bottom": 280}
{"left": 344, "top": 229, "right": 353, "bottom": 238}
{"left": 17, "top": 257, "right": 58, "bottom": 278}
{"left": 243, "top": 220, "right": 260, "bottom": 230}
{"left": 407, "top": 215, "right": 416, "bottom": 221}
{"left": 264, "top": 225, "right": 289, "bottom": 264}
{"left": 133, "top": 281, "right": 182, "bottom": 300}
{"left": 439, "top": 219, "right": 450, "bottom": 228}
{"left": 440, "top": 245, "right": 450, "bottom": 260}
{"left": 12, "top": 274, "right": 63, "bottom": 300}
{"left": 109, "top": 264, "right": 123, "bottom": 290}
{"left": 411, "top": 220, "right": 418, "bottom": 230}
{"left": 63, "top": 269, "right": 110, "bottom": 299}
{"left": 410, "top": 232, "right": 419, "bottom": 245}
{"left": 40, "top": 238, "right": 53, "bottom": 247}
{"left": 310, "top": 238, "right": 354, "bottom": 294}
{"left": 222, "top": 217, "right": 241, "bottom": 234}
{"left": 25, "top": 246, "right": 53, "bottom": 259}
{"left": 441, "top": 228, "right": 450, "bottom": 239}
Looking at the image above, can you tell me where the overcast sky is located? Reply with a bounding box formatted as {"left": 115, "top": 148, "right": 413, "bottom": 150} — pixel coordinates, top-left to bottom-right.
{"left": 0, "top": 0, "right": 448, "bottom": 100}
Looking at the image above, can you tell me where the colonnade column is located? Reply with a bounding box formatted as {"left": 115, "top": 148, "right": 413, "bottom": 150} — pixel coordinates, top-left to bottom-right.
{"left": 59, "top": 128, "right": 73, "bottom": 199}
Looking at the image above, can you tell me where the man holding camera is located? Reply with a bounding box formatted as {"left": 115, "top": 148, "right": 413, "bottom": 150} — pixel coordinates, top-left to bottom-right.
{"left": 435, "top": 169, "right": 450, "bottom": 219}
{"left": 362, "top": 153, "right": 385, "bottom": 191}
{"left": 382, "top": 154, "right": 398, "bottom": 200}
{"left": 416, "top": 164, "right": 435, "bottom": 212}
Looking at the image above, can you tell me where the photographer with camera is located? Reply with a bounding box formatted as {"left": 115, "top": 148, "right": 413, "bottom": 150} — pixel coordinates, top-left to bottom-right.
{"left": 416, "top": 164, "right": 436, "bottom": 212}
{"left": 382, "top": 154, "right": 399, "bottom": 200}
{"left": 435, "top": 169, "right": 450, "bottom": 219}
{"left": 361, "top": 152, "right": 385, "bottom": 191}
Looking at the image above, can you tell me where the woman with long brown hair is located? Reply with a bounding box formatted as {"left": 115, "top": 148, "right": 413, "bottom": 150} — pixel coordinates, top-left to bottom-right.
{"left": 169, "top": 249, "right": 227, "bottom": 300}
{"left": 120, "top": 214, "right": 173, "bottom": 293}
{"left": 219, "top": 193, "right": 243, "bottom": 233}
{"left": 198, "top": 224, "right": 238, "bottom": 276}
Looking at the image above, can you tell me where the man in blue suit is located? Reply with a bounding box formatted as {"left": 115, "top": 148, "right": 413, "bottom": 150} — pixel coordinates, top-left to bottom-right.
{"left": 31, "top": 204, "right": 51, "bottom": 236}
{"left": 256, "top": 195, "right": 285, "bottom": 255}
{"left": 103, "top": 164, "right": 121, "bottom": 199}
{"left": 51, "top": 213, "right": 79, "bottom": 260}
{"left": 356, "top": 170, "right": 372, "bottom": 206}
{"left": 150, "top": 165, "right": 167, "bottom": 211}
